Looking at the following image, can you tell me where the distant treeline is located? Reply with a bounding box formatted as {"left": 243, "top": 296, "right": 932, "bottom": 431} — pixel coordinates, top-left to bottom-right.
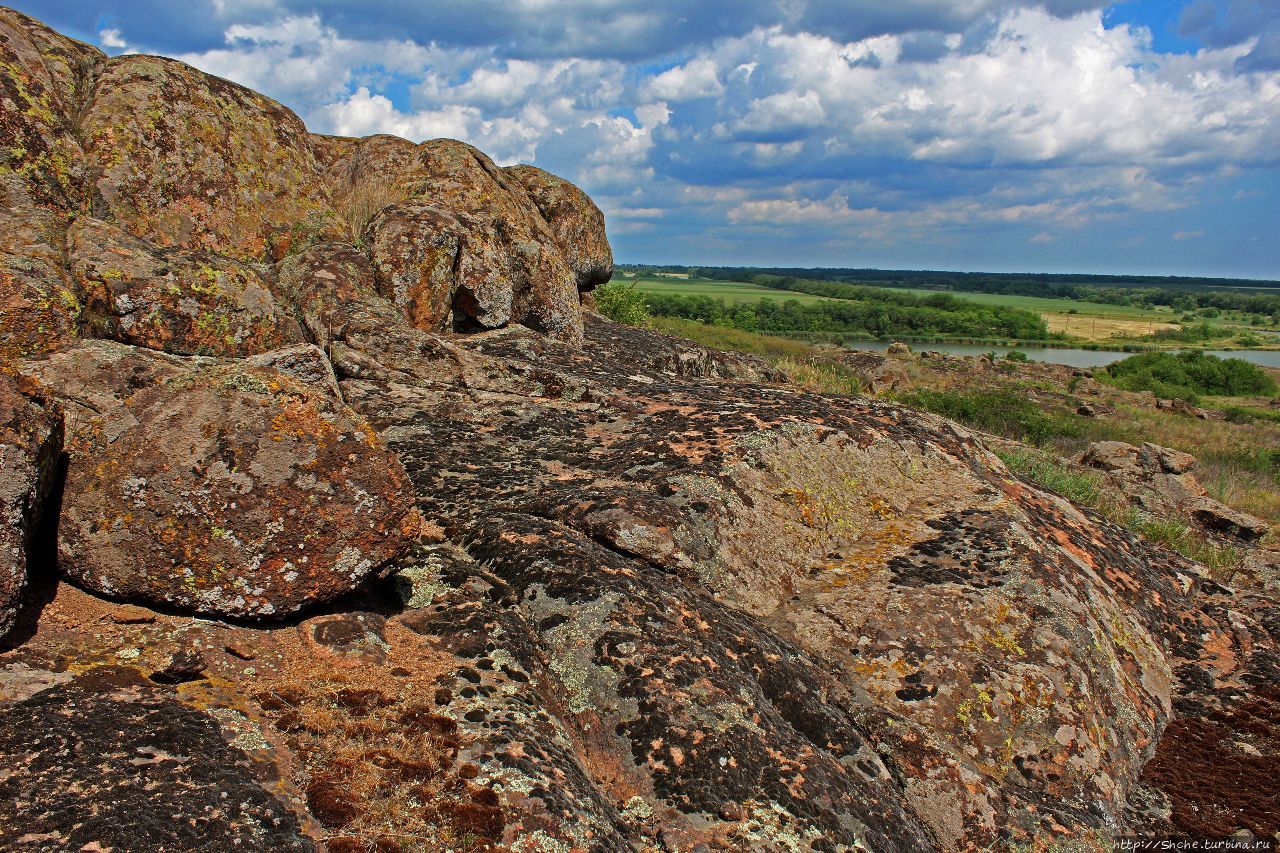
{"left": 621, "top": 265, "right": 1280, "bottom": 317}
{"left": 643, "top": 286, "right": 1050, "bottom": 340}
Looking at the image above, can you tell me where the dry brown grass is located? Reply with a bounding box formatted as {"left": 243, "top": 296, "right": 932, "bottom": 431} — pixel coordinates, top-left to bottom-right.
{"left": 1043, "top": 313, "right": 1178, "bottom": 341}
{"left": 775, "top": 356, "right": 864, "bottom": 396}
{"left": 253, "top": 680, "right": 500, "bottom": 852}
{"left": 333, "top": 177, "right": 410, "bottom": 245}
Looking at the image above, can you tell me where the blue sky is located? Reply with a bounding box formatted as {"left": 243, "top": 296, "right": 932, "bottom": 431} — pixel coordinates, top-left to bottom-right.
{"left": 19, "top": 0, "right": 1280, "bottom": 278}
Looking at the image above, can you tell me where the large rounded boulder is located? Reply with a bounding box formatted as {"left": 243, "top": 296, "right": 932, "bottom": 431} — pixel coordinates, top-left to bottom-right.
{"left": 39, "top": 342, "right": 416, "bottom": 618}
{"left": 327, "top": 135, "right": 585, "bottom": 344}
{"left": 69, "top": 217, "right": 305, "bottom": 356}
{"left": 504, "top": 164, "right": 613, "bottom": 293}
{"left": 0, "top": 7, "right": 100, "bottom": 209}
{"left": 79, "top": 54, "right": 336, "bottom": 261}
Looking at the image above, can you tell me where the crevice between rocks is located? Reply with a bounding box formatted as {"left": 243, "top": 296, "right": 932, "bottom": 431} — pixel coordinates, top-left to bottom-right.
{"left": 1, "top": 450, "right": 67, "bottom": 652}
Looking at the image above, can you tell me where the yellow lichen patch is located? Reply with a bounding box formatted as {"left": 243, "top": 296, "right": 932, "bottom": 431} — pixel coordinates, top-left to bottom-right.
{"left": 981, "top": 601, "right": 1028, "bottom": 658}
{"left": 820, "top": 521, "right": 913, "bottom": 589}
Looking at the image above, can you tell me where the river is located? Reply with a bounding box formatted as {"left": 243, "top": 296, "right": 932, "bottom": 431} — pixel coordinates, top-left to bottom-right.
{"left": 842, "top": 341, "right": 1280, "bottom": 369}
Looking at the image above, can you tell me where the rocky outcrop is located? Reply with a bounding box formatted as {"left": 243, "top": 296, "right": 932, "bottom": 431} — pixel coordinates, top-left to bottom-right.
{"left": 70, "top": 217, "right": 306, "bottom": 356}
{"left": 1079, "top": 440, "right": 1270, "bottom": 542}
{"left": 5, "top": 7, "right": 605, "bottom": 356}
{"left": 1, "top": 9, "right": 1277, "bottom": 851}
{"left": 271, "top": 240, "right": 383, "bottom": 349}
{"left": 350, "top": 137, "right": 585, "bottom": 344}
{"left": 1156, "top": 397, "right": 1226, "bottom": 420}
{"left": 1187, "top": 497, "right": 1271, "bottom": 543}
{"left": 21, "top": 341, "right": 416, "bottom": 618}
{"left": 828, "top": 350, "right": 911, "bottom": 394}
{"left": 79, "top": 54, "right": 336, "bottom": 260}
{"left": 0, "top": 373, "right": 62, "bottom": 637}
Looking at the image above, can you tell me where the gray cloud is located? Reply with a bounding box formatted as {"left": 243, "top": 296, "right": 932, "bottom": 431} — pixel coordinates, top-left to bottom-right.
{"left": 1178, "top": 0, "right": 1280, "bottom": 71}
{"left": 21, "top": 0, "right": 1110, "bottom": 59}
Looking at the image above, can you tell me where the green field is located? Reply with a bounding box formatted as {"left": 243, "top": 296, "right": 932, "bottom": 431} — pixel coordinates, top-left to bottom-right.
{"left": 892, "top": 288, "right": 1171, "bottom": 318}
{"left": 619, "top": 275, "right": 1191, "bottom": 342}
{"left": 618, "top": 274, "right": 836, "bottom": 305}
{"left": 615, "top": 273, "right": 1278, "bottom": 346}
{"left": 622, "top": 275, "right": 1166, "bottom": 317}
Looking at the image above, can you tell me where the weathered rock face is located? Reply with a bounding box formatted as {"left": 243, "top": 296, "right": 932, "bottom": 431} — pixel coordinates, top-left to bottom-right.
{"left": 70, "top": 217, "right": 306, "bottom": 356}
{"left": 79, "top": 54, "right": 336, "bottom": 261}
{"left": 21, "top": 341, "right": 416, "bottom": 618}
{"left": 0, "top": 373, "right": 62, "bottom": 638}
{"left": 330, "top": 135, "right": 586, "bottom": 344}
{"left": 327, "top": 315, "right": 1277, "bottom": 849}
{"left": 505, "top": 164, "right": 614, "bottom": 292}
{"left": 0, "top": 7, "right": 100, "bottom": 209}
{"left": 1188, "top": 497, "right": 1271, "bottom": 543}
{"left": 0, "top": 184, "right": 79, "bottom": 360}
{"left": 366, "top": 200, "right": 467, "bottom": 330}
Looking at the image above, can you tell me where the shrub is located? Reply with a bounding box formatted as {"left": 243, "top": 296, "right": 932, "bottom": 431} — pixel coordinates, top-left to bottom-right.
{"left": 1004, "top": 350, "right": 1029, "bottom": 362}
{"left": 594, "top": 281, "right": 650, "bottom": 325}
{"left": 1234, "top": 332, "right": 1265, "bottom": 347}
{"left": 1103, "top": 350, "right": 1277, "bottom": 400}
{"left": 898, "top": 388, "right": 1079, "bottom": 445}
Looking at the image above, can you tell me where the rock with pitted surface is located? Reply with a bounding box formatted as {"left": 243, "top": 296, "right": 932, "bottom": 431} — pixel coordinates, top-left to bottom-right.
{"left": 79, "top": 54, "right": 336, "bottom": 261}
{"left": 70, "top": 217, "right": 306, "bottom": 356}
{"left": 505, "top": 164, "right": 614, "bottom": 293}
{"left": 0, "top": 183, "right": 80, "bottom": 360}
{"left": 21, "top": 340, "right": 416, "bottom": 618}
{"left": 0, "top": 7, "right": 100, "bottom": 209}
{"left": 0, "top": 666, "right": 313, "bottom": 851}
{"left": 0, "top": 373, "right": 62, "bottom": 638}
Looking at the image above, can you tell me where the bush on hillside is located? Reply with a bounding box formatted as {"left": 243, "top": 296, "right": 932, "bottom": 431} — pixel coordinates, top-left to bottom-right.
{"left": 1103, "top": 351, "right": 1276, "bottom": 401}
{"left": 594, "top": 281, "right": 649, "bottom": 325}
